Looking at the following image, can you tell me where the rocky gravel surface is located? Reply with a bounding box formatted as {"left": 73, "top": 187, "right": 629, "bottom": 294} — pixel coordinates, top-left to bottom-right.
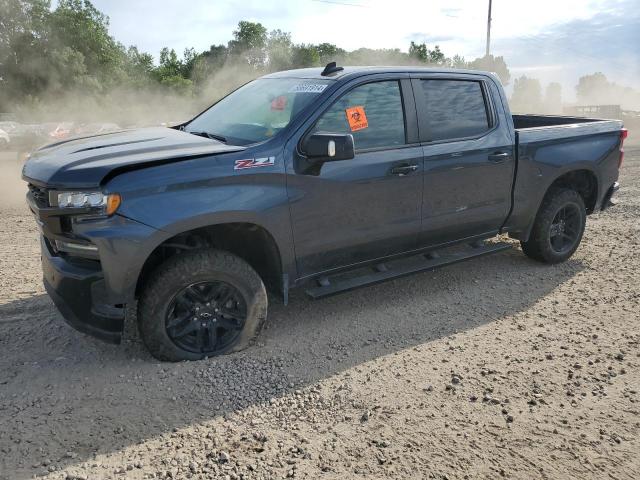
{"left": 0, "top": 145, "right": 639, "bottom": 479}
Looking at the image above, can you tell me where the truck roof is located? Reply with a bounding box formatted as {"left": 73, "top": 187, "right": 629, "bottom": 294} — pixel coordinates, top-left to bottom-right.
{"left": 263, "top": 65, "right": 493, "bottom": 81}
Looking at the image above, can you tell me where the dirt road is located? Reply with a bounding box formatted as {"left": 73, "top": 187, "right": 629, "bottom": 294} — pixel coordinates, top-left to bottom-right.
{"left": 0, "top": 145, "right": 638, "bottom": 480}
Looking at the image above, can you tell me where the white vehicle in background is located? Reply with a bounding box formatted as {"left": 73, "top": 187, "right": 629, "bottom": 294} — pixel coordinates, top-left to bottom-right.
{"left": 0, "top": 128, "right": 10, "bottom": 150}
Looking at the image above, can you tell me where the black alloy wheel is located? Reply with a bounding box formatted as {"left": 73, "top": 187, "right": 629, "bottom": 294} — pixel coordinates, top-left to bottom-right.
{"left": 165, "top": 281, "right": 247, "bottom": 354}
{"left": 548, "top": 203, "right": 582, "bottom": 254}
{"left": 520, "top": 188, "right": 586, "bottom": 264}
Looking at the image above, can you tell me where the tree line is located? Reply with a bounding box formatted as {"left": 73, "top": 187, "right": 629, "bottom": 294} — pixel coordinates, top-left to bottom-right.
{"left": 1, "top": 0, "right": 636, "bottom": 120}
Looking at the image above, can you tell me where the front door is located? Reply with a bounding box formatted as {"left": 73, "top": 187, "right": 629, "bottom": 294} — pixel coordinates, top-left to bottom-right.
{"left": 286, "top": 79, "right": 424, "bottom": 278}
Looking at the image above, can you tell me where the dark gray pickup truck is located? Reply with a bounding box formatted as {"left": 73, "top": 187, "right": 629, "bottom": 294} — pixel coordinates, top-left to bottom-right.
{"left": 23, "top": 64, "right": 627, "bottom": 361}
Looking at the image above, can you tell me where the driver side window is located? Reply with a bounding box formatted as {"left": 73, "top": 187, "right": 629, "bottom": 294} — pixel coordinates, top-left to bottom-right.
{"left": 311, "top": 81, "right": 406, "bottom": 151}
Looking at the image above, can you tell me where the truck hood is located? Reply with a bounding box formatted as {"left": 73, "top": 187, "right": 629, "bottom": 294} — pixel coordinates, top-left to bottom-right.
{"left": 22, "top": 127, "right": 245, "bottom": 188}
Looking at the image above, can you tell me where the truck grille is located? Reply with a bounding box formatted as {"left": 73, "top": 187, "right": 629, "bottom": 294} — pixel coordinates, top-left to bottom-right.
{"left": 28, "top": 184, "right": 49, "bottom": 208}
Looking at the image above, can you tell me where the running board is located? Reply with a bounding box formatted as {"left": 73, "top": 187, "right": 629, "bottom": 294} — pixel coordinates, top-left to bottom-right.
{"left": 305, "top": 241, "right": 511, "bottom": 299}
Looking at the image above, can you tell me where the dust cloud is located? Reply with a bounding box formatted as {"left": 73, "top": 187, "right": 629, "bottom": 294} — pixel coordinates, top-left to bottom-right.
{"left": 14, "top": 63, "right": 261, "bottom": 126}
{"left": 0, "top": 156, "right": 29, "bottom": 212}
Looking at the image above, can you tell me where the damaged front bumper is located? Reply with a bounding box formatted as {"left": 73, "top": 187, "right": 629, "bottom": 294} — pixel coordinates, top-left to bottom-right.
{"left": 41, "top": 236, "right": 124, "bottom": 343}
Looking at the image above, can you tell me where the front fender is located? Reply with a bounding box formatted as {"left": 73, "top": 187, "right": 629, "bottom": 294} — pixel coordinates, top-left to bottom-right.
{"left": 106, "top": 153, "right": 296, "bottom": 297}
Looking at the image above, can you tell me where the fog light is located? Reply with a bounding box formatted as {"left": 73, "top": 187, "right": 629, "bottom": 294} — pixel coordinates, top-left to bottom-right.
{"left": 55, "top": 240, "right": 99, "bottom": 255}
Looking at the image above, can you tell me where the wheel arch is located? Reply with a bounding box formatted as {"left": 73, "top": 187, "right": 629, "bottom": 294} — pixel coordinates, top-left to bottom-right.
{"left": 134, "top": 221, "right": 285, "bottom": 300}
{"left": 544, "top": 168, "right": 599, "bottom": 213}
{"left": 509, "top": 167, "right": 599, "bottom": 242}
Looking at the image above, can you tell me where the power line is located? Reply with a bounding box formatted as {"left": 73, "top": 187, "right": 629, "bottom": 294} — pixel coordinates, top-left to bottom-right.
{"left": 311, "top": 0, "right": 369, "bottom": 7}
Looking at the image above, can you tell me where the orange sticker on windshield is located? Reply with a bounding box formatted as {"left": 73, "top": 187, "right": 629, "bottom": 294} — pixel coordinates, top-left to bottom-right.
{"left": 345, "top": 106, "right": 368, "bottom": 131}
{"left": 271, "top": 95, "right": 287, "bottom": 111}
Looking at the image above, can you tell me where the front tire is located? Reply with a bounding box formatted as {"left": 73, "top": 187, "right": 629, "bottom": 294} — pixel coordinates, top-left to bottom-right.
{"left": 138, "top": 249, "right": 267, "bottom": 361}
{"left": 520, "top": 188, "right": 586, "bottom": 264}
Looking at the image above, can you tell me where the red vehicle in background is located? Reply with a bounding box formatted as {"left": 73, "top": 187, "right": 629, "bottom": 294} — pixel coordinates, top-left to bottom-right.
{"left": 48, "top": 122, "right": 74, "bottom": 140}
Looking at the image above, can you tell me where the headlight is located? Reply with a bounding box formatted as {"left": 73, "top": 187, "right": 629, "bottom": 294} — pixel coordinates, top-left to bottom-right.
{"left": 54, "top": 191, "right": 121, "bottom": 215}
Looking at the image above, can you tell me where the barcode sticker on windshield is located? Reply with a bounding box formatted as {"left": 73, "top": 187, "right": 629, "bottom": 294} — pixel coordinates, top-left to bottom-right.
{"left": 289, "top": 83, "right": 328, "bottom": 94}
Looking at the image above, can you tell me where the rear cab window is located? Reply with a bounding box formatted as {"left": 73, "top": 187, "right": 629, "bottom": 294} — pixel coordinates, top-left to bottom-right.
{"left": 417, "top": 79, "right": 492, "bottom": 142}
{"left": 311, "top": 80, "right": 406, "bottom": 151}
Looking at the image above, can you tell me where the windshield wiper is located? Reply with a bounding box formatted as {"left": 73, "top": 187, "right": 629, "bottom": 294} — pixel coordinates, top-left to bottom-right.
{"left": 188, "top": 131, "right": 227, "bottom": 143}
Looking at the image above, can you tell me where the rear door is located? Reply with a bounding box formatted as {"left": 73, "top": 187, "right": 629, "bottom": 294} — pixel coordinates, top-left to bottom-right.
{"left": 285, "top": 77, "right": 424, "bottom": 278}
{"left": 411, "top": 74, "right": 515, "bottom": 246}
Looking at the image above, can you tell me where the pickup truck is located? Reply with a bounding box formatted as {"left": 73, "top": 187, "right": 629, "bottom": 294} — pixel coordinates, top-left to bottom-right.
{"left": 22, "top": 64, "right": 627, "bottom": 361}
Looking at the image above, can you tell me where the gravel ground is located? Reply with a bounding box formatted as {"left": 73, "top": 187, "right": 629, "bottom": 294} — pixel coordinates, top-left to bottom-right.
{"left": 0, "top": 144, "right": 638, "bottom": 480}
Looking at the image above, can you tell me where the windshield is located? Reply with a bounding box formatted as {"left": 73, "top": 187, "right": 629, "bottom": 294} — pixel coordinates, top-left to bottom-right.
{"left": 186, "top": 78, "right": 332, "bottom": 145}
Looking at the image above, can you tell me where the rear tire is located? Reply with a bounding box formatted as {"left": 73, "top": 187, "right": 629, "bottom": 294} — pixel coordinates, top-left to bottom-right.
{"left": 138, "top": 249, "right": 267, "bottom": 361}
{"left": 520, "top": 188, "right": 586, "bottom": 264}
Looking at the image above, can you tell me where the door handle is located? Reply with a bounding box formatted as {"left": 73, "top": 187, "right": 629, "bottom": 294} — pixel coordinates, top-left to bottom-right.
{"left": 390, "top": 164, "right": 419, "bottom": 176}
{"left": 488, "top": 152, "right": 510, "bottom": 163}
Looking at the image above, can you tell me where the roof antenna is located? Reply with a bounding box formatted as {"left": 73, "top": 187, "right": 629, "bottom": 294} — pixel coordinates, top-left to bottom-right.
{"left": 321, "top": 61, "right": 344, "bottom": 76}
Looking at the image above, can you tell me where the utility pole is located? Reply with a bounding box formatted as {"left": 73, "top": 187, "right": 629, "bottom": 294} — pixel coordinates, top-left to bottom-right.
{"left": 485, "top": 0, "right": 492, "bottom": 57}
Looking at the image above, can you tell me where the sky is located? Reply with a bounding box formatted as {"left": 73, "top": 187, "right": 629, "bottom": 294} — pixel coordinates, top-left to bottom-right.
{"left": 87, "top": 0, "right": 640, "bottom": 100}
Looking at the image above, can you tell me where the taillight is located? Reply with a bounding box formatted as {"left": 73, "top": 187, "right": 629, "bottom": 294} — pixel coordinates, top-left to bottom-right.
{"left": 619, "top": 128, "right": 628, "bottom": 168}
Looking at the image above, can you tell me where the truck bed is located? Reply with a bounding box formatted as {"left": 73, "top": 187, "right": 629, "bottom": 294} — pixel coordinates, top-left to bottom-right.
{"left": 513, "top": 114, "right": 604, "bottom": 129}
{"left": 513, "top": 114, "right": 623, "bottom": 144}
{"left": 504, "top": 113, "right": 624, "bottom": 241}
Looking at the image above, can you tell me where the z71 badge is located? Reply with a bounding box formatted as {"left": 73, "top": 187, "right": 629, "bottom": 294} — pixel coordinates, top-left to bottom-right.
{"left": 234, "top": 156, "right": 276, "bottom": 170}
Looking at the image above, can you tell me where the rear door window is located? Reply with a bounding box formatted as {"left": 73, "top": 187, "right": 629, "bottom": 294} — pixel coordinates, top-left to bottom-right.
{"left": 419, "top": 80, "right": 490, "bottom": 141}
{"left": 311, "top": 81, "right": 406, "bottom": 151}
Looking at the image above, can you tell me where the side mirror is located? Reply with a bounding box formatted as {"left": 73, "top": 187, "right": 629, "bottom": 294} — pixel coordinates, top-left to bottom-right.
{"left": 301, "top": 133, "right": 355, "bottom": 162}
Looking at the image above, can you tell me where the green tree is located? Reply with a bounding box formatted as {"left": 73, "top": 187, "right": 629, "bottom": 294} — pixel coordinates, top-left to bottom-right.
{"left": 49, "top": 0, "right": 127, "bottom": 86}
{"left": 191, "top": 44, "right": 227, "bottom": 88}
{"left": 510, "top": 75, "right": 542, "bottom": 113}
{"left": 467, "top": 55, "right": 510, "bottom": 85}
{"left": 427, "top": 45, "right": 445, "bottom": 64}
{"left": 448, "top": 54, "right": 468, "bottom": 69}
{"left": 408, "top": 41, "right": 446, "bottom": 65}
{"left": 0, "top": 0, "right": 51, "bottom": 107}
{"left": 124, "top": 46, "right": 154, "bottom": 86}
{"left": 291, "top": 44, "right": 320, "bottom": 68}
{"left": 575, "top": 72, "right": 640, "bottom": 109}
{"left": 544, "top": 82, "right": 562, "bottom": 113}
{"left": 347, "top": 47, "right": 408, "bottom": 65}
{"left": 576, "top": 72, "right": 610, "bottom": 104}
{"left": 267, "top": 29, "right": 292, "bottom": 71}
{"left": 228, "top": 20, "right": 267, "bottom": 67}
{"left": 315, "top": 43, "right": 345, "bottom": 64}
{"left": 409, "top": 41, "right": 428, "bottom": 62}
{"left": 153, "top": 47, "right": 194, "bottom": 94}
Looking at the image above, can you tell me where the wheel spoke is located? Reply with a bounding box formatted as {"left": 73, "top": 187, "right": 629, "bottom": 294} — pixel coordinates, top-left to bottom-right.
{"left": 219, "top": 306, "right": 242, "bottom": 320}
{"left": 561, "top": 233, "right": 574, "bottom": 243}
{"left": 207, "top": 326, "right": 218, "bottom": 349}
{"left": 218, "top": 313, "right": 245, "bottom": 330}
{"left": 216, "top": 285, "right": 234, "bottom": 306}
{"left": 174, "top": 295, "right": 192, "bottom": 311}
{"left": 185, "top": 285, "right": 208, "bottom": 303}
{"left": 196, "top": 325, "right": 207, "bottom": 351}
{"left": 171, "top": 317, "right": 199, "bottom": 339}
{"left": 167, "top": 313, "right": 191, "bottom": 330}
